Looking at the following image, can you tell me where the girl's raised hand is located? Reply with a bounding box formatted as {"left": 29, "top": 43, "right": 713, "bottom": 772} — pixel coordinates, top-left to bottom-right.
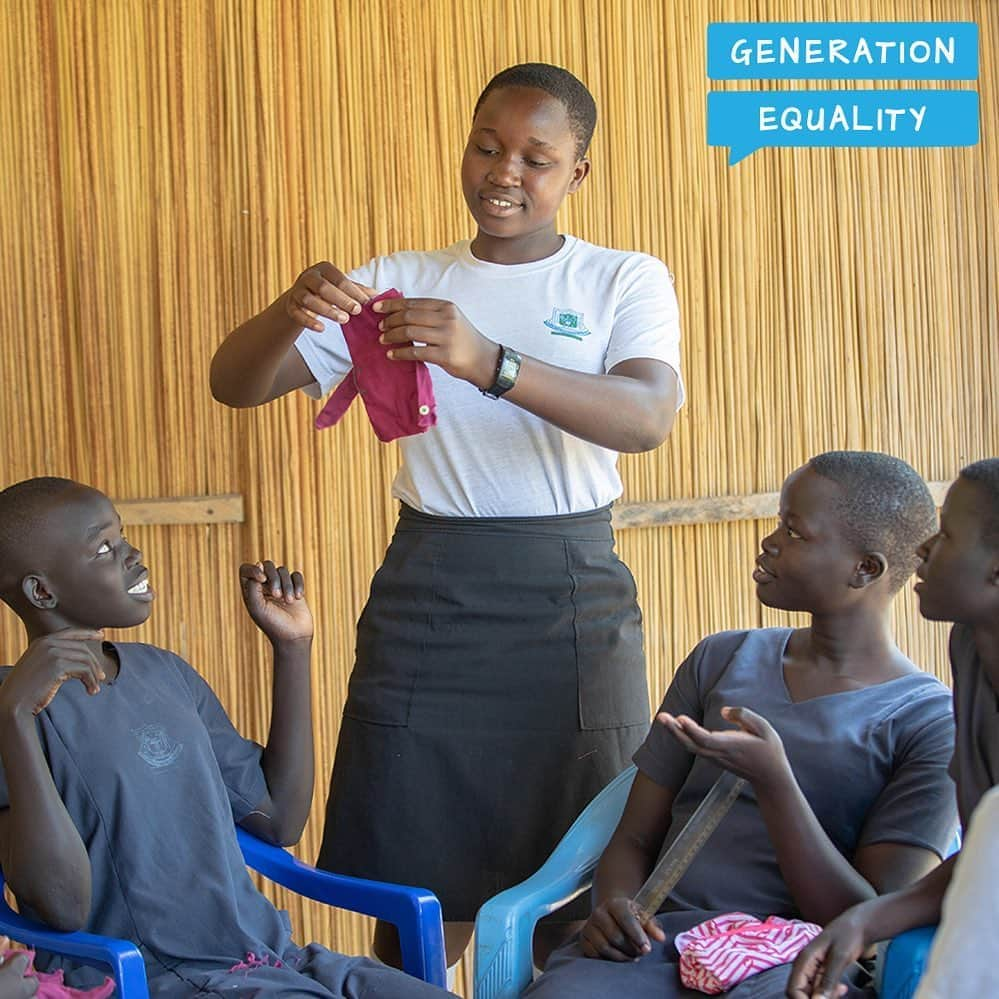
{"left": 373, "top": 297, "right": 499, "bottom": 388}
{"left": 580, "top": 896, "right": 666, "bottom": 962}
{"left": 238, "top": 561, "right": 314, "bottom": 646}
{"left": 284, "top": 262, "right": 377, "bottom": 331}
{"left": 657, "top": 706, "right": 791, "bottom": 790}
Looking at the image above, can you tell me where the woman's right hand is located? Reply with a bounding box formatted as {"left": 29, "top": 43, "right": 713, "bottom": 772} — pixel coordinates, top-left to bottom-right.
{"left": 580, "top": 897, "right": 666, "bottom": 961}
{"left": 284, "top": 262, "right": 377, "bottom": 331}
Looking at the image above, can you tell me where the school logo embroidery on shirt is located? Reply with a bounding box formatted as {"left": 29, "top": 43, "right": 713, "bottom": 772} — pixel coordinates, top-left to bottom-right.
{"left": 543, "top": 307, "right": 590, "bottom": 340}
{"left": 131, "top": 724, "right": 183, "bottom": 769}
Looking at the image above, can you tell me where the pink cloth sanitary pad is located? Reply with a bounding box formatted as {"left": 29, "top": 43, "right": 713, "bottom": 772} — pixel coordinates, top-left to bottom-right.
{"left": 675, "top": 912, "right": 822, "bottom": 994}
{"left": 314, "top": 288, "right": 437, "bottom": 443}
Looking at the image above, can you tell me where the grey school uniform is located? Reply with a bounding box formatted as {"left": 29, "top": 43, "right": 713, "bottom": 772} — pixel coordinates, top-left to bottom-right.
{"left": 526, "top": 628, "right": 958, "bottom": 999}
{"left": 948, "top": 622, "right": 999, "bottom": 827}
{"left": 0, "top": 643, "right": 451, "bottom": 998}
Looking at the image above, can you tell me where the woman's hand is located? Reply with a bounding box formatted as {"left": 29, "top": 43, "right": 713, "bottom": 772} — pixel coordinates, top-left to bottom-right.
{"left": 373, "top": 297, "right": 500, "bottom": 388}
{"left": 657, "top": 706, "right": 792, "bottom": 791}
{"left": 239, "top": 561, "right": 314, "bottom": 647}
{"left": 284, "top": 262, "right": 377, "bottom": 331}
{"left": 580, "top": 897, "right": 666, "bottom": 962}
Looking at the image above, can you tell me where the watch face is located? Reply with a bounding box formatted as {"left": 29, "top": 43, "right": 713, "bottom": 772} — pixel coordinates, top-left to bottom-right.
{"left": 498, "top": 354, "right": 518, "bottom": 385}
{"left": 483, "top": 346, "right": 521, "bottom": 397}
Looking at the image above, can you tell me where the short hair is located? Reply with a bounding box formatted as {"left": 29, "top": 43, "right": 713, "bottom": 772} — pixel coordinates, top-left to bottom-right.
{"left": 473, "top": 63, "right": 597, "bottom": 158}
{"left": 959, "top": 458, "right": 999, "bottom": 547}
{"left": 808, "top": 451, "right": 937, "bottom": 592}
{"left": 0, "top": 476, "right": 79, "bottom": 595}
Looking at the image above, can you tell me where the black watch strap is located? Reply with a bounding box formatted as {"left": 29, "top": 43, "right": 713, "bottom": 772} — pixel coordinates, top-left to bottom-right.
{"left": 482, "top": 345, "right": 522, "bottom": 399}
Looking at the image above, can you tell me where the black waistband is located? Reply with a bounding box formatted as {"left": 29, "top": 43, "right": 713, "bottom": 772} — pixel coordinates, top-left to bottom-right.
{"left": 395, "top": 502, "right": 615, "bottom": 541}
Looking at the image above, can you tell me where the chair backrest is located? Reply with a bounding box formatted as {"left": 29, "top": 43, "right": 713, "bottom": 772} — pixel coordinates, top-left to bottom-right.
{"left": 474, "top": 764, "right": 636, "bottom": 999}
{"left": 533, "top": 764, "right": 637, "bottom": 891}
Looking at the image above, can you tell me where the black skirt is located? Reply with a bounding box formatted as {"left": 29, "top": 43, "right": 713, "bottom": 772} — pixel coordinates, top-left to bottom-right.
{"left": 317, "top": 503, "right": 650, "bottom": 922}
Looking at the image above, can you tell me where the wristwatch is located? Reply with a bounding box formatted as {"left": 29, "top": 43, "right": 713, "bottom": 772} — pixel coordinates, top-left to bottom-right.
{"left": 482, "top": 345, "right": 522, "bottom": 399}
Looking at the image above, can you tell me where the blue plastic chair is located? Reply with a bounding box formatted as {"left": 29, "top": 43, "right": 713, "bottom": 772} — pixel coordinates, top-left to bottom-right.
{"left": 872, "top": 824, "right": 961, "bottom": 999}
{"left": 0, "top": 825, "right": 447, "bottom": 997}
{"left": 473, "top": 764, "right": 947, "bottom": 999}
{"left": 876, "top": 925, "right": 938, "bottom": 999}
{"left": 474, "top": 765, "right": 636, "bottom": 999}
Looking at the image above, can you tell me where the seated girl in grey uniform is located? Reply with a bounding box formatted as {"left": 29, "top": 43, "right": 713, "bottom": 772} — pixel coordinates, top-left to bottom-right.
{"left": 526, "top": 451, "right": 958, "bottom": 999}
{"left": 789, "top": 457, "right": 999, "bottom": 999}
{"left": 0, "top": 477, "right": 454, "bottom": 999}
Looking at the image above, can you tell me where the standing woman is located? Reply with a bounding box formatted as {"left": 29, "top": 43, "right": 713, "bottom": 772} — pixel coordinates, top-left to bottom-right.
{"left": 210, "top": 64, "right": 683, "bottom": 973}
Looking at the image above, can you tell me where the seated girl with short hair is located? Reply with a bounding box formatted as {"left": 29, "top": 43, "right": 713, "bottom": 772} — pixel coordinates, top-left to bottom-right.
{"left": 527, "top": 451, "right": 958, "bottom": 999}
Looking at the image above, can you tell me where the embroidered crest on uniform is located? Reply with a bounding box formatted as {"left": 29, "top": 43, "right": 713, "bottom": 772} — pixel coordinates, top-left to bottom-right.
{"left": 543, "top": 307, "right": 590, "bottom": 340}
{"left": 131, "top": 723, "right": 183, "bottom": 769}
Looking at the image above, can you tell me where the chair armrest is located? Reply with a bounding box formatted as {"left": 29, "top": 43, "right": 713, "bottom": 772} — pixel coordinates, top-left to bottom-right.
{"left": 876, "top": 925, "right": 937, "bottom": 999}
{"left": 0, "top": 876, "right": 149, "bottom": 998}
{"left": 474, "top": 765, "right": 636, "bottom": 999}
{"left": 236, "top": 827, "right": 446, "bottom": 987}
{"left": 0, "top": 836, "right": 447, "bottom": 995}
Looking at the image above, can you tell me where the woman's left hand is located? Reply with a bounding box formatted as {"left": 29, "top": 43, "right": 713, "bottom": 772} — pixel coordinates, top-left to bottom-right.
{"left": 373, "top": 297, "right": 500, "bottom": 388}
{"left": 657, "top": 706, "right": 792, "bottom": 790}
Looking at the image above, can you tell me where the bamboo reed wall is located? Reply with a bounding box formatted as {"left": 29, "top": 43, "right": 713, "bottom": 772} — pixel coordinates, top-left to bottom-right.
{"left": 1, "top": 1, "right": 996, "bottom": 993}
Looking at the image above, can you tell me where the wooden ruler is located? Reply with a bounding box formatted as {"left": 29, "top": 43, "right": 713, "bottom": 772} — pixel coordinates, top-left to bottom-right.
{"left": 632, "top": 771, "right": 746, "bottom": 922}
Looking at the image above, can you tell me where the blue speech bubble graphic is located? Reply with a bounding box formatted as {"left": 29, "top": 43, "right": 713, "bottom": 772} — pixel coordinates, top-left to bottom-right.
{"left": 708, "top": 89, "right": 979, "bottom": 165}
{"left": 707, "top": 22, "right": 979, "bottom": 80}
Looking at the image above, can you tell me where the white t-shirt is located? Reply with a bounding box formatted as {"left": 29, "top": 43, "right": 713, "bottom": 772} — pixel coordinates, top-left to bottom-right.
{"left": 294, "top": 235, "right": 682, "bottom": 517}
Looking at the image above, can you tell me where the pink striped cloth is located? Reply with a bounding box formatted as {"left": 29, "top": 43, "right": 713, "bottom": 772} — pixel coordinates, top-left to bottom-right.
{"left": 675, "top": 912, "right": 822, "bottom": 995}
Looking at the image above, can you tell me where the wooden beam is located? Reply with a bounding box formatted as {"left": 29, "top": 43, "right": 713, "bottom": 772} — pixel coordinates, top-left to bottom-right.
{"left": 613, "top": 481, "right": 953, "bottom": 530}
{"left": 613, "top": 492, "right": 780, "bottom": 529}
{"left": 109, "top": 482, "right": 953, "bottom": 531}
{"left": 114, "top": 494, "right": 244, "bottom": 526}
